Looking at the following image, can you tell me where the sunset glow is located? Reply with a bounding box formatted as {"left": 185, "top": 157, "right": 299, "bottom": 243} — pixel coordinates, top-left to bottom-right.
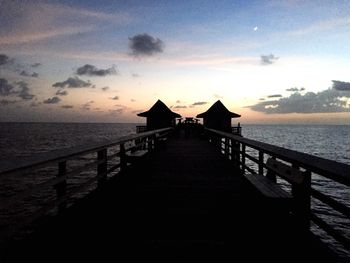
{"left": 1, "top": 0, "right": 350, "bottom": 124}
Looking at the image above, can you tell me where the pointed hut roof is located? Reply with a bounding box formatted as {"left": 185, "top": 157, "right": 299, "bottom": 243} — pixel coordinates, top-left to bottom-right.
{"left": 196, "top": 100, "right": 241, "bottom": 118}
{"left": 137, "top": 100, "right": 181, "bottom": 118}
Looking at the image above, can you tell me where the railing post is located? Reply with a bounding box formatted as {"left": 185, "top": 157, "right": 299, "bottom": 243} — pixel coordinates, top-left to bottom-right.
{"left": 120, "top": 143, "right": 127, "bottom": 172}
{"left": 292, "top": 170, "right": 311, "bottom": 231}
{"left": 56, "top": 161, "right": 67, "bottom": 213}
{"left": 258, "top": 151, "right": 264, "bottom": 175}
{"left": 241, "top": 144, "right": 246, "bottom": 173}
{"left": 97, "top": 148, "right": 107, "bottom": 188}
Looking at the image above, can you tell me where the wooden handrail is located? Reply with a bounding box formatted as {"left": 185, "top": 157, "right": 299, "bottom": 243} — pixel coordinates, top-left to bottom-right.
{"left": 0, "top": 127, "right": 172, "bottom": 176}
{"left": 206, "top": 128, "right": 350, "bottom": 186}
{"left": 205, "top": 127, "right": 350, "bottom": 250}
{"left": 0, "top": 127, "right": 173, "bottom": 240}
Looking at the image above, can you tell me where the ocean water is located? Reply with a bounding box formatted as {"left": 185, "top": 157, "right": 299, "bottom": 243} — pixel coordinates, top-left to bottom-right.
{"left": 0, "top": 123, "right": 349, "bottom": 257}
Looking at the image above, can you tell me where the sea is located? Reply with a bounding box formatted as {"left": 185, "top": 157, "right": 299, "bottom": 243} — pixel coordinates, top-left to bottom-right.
{"left": 0, "top": 123, "right": 349, "bottom": 258}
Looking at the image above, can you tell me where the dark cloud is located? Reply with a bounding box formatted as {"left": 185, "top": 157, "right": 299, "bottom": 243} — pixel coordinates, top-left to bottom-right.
{"left": 0, "top": 99, "right": 17, "bottom": 105}
{"left": 286, "top": 87, "right": 305, "bottom": 92}
{"left": 111, "top": 95, "right": 119, "bottom": 100}
{"left": 0, "top": 78, "right": 15, "bottom": 96}
{"left": 0, "top": 54, "right": 10, "bottom": 66}
{"left": 249, "top": 89, "right": 350, "bottom": 114}
{"left": 131, "top": 99, "right": 136, "bottom": 102}
{"left": 43, "top": 96, "right": 61, "bottom": 104}
{"left": 259, "top": 98, "right": 266, "bottom": 101}
{"left": 267, "top": 94, "right": 282, "bottom": 98}
{"left": 31, "top": 63, "right": 41, "bottom": 68}
{"left": 129, "top": 33, "right": 164, "bottom": 57}
{"left": 176, "top": 100, "right": 181, "bottom": 103}
{"left": 19, "top": 70, "right": 39, "bottom": 78}
{"left": 332, "top": 80, "right": 350, "bottom": 91}
{"left": 75, "top": 64, "right": 117, "bottom": 77}
{"left": 62, "top": 105, "right": 74, "bottom": 109}
{"left": 101, "top": 86, "right": 109, "bottom": 91}
{"left": 131, "top": 73, "right": 140, "bottom": 78}
{"left": 260, "top": 54, "right": 279, "bottom": 65}
{"left": 52, "top": 77, "right": 92, "bottom": 88}
{"left": 56, "top": 89, "right": 68, "bottom": 96}
{"left": 30, "top": 101, "right": 41, "bottom": 107}
{"left": 174, "top": 105, "right": 187, "bottom": 109}
{"left": 192, "top": 101, "right": 208, "bottom": 106}
{"left": 16, "top": 81, "right": 35, "bottom": 100}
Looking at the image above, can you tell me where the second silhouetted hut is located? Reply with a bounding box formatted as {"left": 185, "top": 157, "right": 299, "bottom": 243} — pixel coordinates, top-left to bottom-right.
{"left": 137, "top": 100, "right": 181, "bottom": 131}
{"left": 196, "top": 100, "right": 241, "bottom": 133}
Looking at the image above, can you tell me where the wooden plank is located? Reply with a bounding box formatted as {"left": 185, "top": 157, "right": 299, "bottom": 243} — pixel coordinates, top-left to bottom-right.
{"left": 245, "top": 173, "right": 291, "bottom": 199}
{"left": 266, "top": 158, "right": 305, "bottom": 185}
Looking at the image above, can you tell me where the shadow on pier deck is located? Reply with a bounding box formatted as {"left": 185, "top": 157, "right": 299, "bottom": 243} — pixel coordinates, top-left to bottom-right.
{"left": 3, "top": 132, "right": 336, "bottom": 262}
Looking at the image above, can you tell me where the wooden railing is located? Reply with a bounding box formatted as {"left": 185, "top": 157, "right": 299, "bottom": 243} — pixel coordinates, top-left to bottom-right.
{"left": 205, "top": 128, "right": 350, "bottom": 251}
{"left": 0, "top": 127, "right": 173, "bottom": 241}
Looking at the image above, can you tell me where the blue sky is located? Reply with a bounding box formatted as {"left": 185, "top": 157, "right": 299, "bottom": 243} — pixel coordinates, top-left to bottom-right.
{"left": 0, "top": 0, "right": 350, "bottom": 123}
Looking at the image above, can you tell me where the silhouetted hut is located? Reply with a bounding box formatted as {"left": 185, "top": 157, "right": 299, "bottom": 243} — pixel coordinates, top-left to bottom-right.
{"left": 196, "top": 100, "right": 240, "bottom": 133}
{"left": 137, "top": 100, "right": 181, "bottom": 131}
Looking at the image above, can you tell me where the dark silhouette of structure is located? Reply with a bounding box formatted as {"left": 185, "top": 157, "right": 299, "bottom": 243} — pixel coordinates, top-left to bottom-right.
{"left": 137, "top": 100, "right": 181, "bottom": 131}
{"left": 196, "top": 100, "right": 241, "bottom": 133}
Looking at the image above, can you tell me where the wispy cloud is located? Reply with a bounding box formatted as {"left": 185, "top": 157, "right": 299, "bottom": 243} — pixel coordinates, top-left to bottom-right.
{"left": 0, "top": 2, "right": 132, "bottom": 46}
{"left": 191, "top": 101, "right": 208, "bottom": 106}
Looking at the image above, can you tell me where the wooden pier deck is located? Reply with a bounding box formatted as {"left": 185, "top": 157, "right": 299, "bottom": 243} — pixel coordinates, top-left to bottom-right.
{"left": 2, "top": 131, "right": 336, "bottom": 262}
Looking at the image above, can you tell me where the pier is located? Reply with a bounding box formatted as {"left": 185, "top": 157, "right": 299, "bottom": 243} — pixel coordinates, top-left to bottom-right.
{"left": 1, "top": 125, "right": 349, "bottom": 262}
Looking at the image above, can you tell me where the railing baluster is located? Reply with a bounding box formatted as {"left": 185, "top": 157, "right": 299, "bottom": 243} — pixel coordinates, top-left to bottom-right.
{"left": 242, "top": 144, "right": 246, "bottom": 173}
{"left": 258, "top": 151, "right": 264, "bottom": 176}
{"left": 56, "top": 161, "right": 67, "bottom": 212}
{"left": 120, "top": 143, "right": 126, "bottom": 172}
{"left": 97, "top": 148, "right": 107, "bottom": 188}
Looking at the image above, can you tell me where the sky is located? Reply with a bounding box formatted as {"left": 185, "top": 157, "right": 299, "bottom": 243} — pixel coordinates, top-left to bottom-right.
{"left": 1, "top": 0, "right": 350, "bottom": 124}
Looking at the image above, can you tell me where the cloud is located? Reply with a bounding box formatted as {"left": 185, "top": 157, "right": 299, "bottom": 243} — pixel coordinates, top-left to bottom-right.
{"left": 267, "top": 94, "right": 282, "bottom": 98}
{"left": 52, "top": 77, "right": 92, "bottom": 88}
{"left": 19, "top": 70, "right": 39, "bottom": 78}
{"left": 131, "top": 73, "right": 139, "bottom": 78}
{"left": 62, "top": 105, "right": 74, "bottom": 109}
{"left": 75, "top": 64, "right": 117, "bottom": 76}
{"left": 131, "top": 99, "right": 136, "bottom": 102}
{"left": 16, "top": 81, "right": 35, "bottom": 100}
{"left": 81, "top": 100, "right": 94, "bottom": 110}
{"left": 129, "top": 33, "right": 164, "bottom": 57}
{"left": 101, "top": 86, "right": 109, "bottom": 91}
{"left": 176, "top": 100, "right": 181, "bottom": 103}
{"left": 43, "top": 96, "right": 61, "bottom": 104}
{"left": 249, "top": 88, "right": 350, "bottom": 114}
{"left": 31, "top": 63, "right": 41, "bottom": 68}
{"left": 192, "top": 101, "right": 208, "bottom": 106}
{"left": 56, "top": 89, "right": 68, "bottom": 96}
{"left": 0, "top": 99, "right": 17, "bottom": 105}
{"left": 259, "top": 98, "right": 266, "bottom": 101}
{"left": 174, "top": 105, "right": 187, "bottom": 109}
{"left": 111, "top": 96, "right": 119, "bottom": 100}
{"left": 214, "top": 94, "right": 223, "bottom": 99}
{"left": 332, "top": 80, "right": 350, "bottom": 91}
{"left": 260, "top": 54, "right": 279, "bottom": 65}
{"left": 0, "top": 78, "right": 15, "bottom": 96}
{"left": 286, "top": 87, "right": 305, "bottom": 92}
{"left": 109, "top": 109, "right": 124, "bottom": 115}
{"left": 0, "top": 54, "right": 11, "bottom": 65}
